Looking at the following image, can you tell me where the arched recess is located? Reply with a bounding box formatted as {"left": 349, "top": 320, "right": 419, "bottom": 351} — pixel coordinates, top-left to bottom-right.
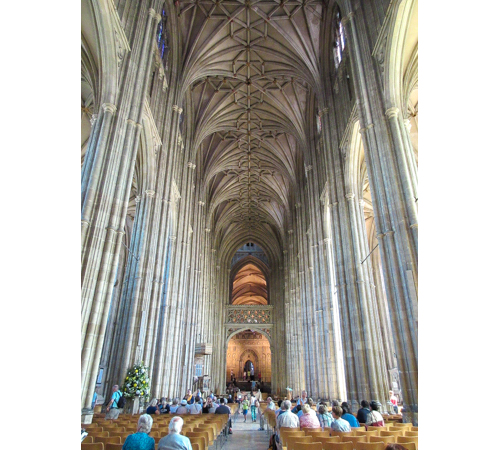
{"left": 225, "top": 329, "right": 272, "bottom": 383}
{"left": 229, "top": 255, "right": 270, "bottom": 306}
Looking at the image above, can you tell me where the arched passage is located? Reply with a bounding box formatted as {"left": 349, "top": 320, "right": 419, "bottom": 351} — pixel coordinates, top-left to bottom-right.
{"left": 226, "top": 330, "right": 271, "bottom": 385}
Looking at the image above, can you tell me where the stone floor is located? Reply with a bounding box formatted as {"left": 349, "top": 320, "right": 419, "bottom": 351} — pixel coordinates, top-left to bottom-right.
{"left": 212, "top": 412, "right": 270, "bottom": 450}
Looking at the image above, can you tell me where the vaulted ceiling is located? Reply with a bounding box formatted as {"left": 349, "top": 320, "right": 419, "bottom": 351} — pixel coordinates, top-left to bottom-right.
{"left": 176, "top": 0, "right": 323, "bottom": 256}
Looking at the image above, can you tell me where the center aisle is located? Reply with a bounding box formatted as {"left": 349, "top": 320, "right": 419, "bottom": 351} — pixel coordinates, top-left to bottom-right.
{"left": 219, "top": 411, "right": 269, "bottom": 450}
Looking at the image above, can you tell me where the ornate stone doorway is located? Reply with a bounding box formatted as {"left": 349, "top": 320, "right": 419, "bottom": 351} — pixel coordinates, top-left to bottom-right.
{"left": 226, "top": 329, "right": 271, "bottom": 384}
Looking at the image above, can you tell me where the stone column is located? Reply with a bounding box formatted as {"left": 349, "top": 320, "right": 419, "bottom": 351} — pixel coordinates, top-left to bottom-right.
{"left": 343, "top": 2, "right": 418, "bottom": 422}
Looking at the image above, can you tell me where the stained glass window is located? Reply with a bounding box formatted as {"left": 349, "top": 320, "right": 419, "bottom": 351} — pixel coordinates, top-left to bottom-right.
{"left": 333, "top": 6, "right": 346, "bottom": 69}
{"left": 156, "top": 4, "right": 169, "bottom": 68}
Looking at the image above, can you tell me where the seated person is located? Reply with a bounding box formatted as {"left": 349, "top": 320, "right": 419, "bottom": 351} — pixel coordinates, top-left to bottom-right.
{"left": 341, "top": 402, "right": 359, "bottom": 428}
{"left": 365, "top": 401, "right": 385, "bottom": 427}
{"left": 316, "top": 404, "right": 334, "bottom": 429}
{"left": 330, "top": 406, "right": 351, "bottom": 433}
{"left": 146, "top": 399, "right": 160, "bottom": 415}
{"left": 158, "top": 397, "right": 170, "bottom": 414}
{"left": 158, "top": 416, "right": 193, "bottom": 450}
{"left": 299, "top": 403, "right": 321, "bottom": 428}
{"left": 356, "top": 400, "right": 370, "bottom": 424}
{"left": 122, "top": 414, "right": 155, "bottom": 450}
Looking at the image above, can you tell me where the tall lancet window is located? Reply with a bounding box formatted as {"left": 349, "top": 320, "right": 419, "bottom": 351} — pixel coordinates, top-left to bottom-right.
{"left": 156, "top": 4, "right": 169, "bottom": 67}
{"left": 333, "top": 6, "right": 346, "bottom": 69}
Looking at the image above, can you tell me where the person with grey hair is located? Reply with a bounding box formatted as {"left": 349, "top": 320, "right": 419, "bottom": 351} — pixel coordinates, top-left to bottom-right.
{"left": 122, "top": 414, "right": 155, "bottom": 450}
{"left": 276, "top": 400, "right": 299, "bottom": 440}
{"left": 105, "top": 384, "right": 123, "bottom": 420}
{"left": 158, "top": 416, "right": 193, "bottom": 450}
{"left": 170, "top": 398, "right": 180, "bottom": 413}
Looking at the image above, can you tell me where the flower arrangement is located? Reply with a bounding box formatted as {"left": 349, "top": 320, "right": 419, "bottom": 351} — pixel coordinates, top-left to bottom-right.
{"left": 122, "top": 361, "right": 150, "bottom": 399}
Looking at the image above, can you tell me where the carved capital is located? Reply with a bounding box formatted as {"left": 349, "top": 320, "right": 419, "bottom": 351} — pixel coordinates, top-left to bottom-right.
{"left": 90, "top": 114, "right": 98, "bottom": 126}
{"left": 345, "top": 193, "right": 355, "bottom": 200}
{"left": 295, "top": 202, "right": 302, "bottom": 209}
{"left": 102, "top": 103, "right": 117, "bottom": 114}
{"left": 145, "top": 190, "right": 155, "bottom": 198}
{"left": 288, "top": 229, "right": 293, "bottom": 234}
{"left": 154, "top": 13, "right": 162, "bottom": 23}
{"left": 187, "top": 162, "right": 196, "bottom": 170}
{"left": 169, "top": 235, "right": 177, "bottom": 241}
{"left": 385, "top": 107, "right": 400, "bottom": 119}
{"left": 404, "top": 119, "right": 412, "bottom": 132}
{"left": 173, "top": 105, "right": 183, "bottom": 114}
{"left": 205, "top": 228, "right": 211, "bottom": 233}
{"left": 305, "top": 165, "right": 313, "bottom": 173}
{"left": 318, "top": 107, "right": 329, "bottom": 117}
{"left": 199, "top": 201, "right": 205, "bottom": 207}
{"left": 148, "top": 8, "right": 156, "bottom": 18}
{"left": 135, "top": 196, "right": 141, "bottom": 203}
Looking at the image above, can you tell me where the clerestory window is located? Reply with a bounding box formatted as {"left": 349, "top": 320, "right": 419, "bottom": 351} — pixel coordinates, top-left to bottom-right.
{"left": 156, "top": 4, "right": 169, "bottom": 68}
{"left": 333, "top": 6, "right": 346, "bottom": 69}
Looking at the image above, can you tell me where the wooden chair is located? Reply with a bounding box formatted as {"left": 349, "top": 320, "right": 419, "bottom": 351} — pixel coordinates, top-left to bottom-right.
{"left": 186, "top": 432, "right": 208, "bottom": 448}
{"left": 107, "top": 431, "right": 130, "bottom": 439}
{"left": 105, "top": 444, "right": 123, "bottom": 450}
{"left": 354, "top": 430, "right": 379, "bottom": 437}
{"left": 304, "top": 430, "right": 330, "bottom": 438}
{"left": 192, "top": 426, "right": 214, "bottom": 445}
{"left": 330, "top": 431, "right": 353, "bottom": 438}
{"left": 367, "top": 426, "right": 387, "bottom": 432}
{"left": 368, "top": 435, "right": 396, "bottom": 444}
{"left": 188, "top": 436, "right": 206, "bottom": 450}
{"left": 397, "top": 436, "right": 418, "bottom": 449}
{"left": 380, "top": 430, "right": 404, "bottom": 437}
{"left": 88, "top": 432, "right": 109, "bottom": 438}
{"left": 411, "top": 426, "right": 418, "bottom": 432}
{"left": 301, "top": 427, "right": 323, "bottom": 433}
{"left": 341, "top": 435, "right": 366, "bottom": 444}
{"left": 286, "top": 435, "right": 312, "bottom": 450}
{"left": 81, "top": 444, "right": 104, "bottom": 450}
{"left": 323, "top": 443, "right": 354, "bottom": 450}
{"left": 82, "top": 436, "right": 94, "bottom": 443}
{"left": 351, "top": 427, "right": 366, "bottom": 432}
{"left": 404, "top": 431, "right": 418, "bottom": 437}
{"left": 356, "top": 443, "right": 386, "bottom": 450}
{"left": 315, "top": 436, "right": 341, "bottom": 445}
{"left": 85, "top": 427, "right": 104, "bottom": 434}
{"left": 93, "top": 436, "right": 122, "bottom": 446}
{"left": 293, "top": 443, "right": 323, "bottom": 450}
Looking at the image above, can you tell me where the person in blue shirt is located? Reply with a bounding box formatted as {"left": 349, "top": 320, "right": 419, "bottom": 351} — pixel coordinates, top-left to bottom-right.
{"left": 341, "top": 402, "right": 360, "bottom": 428}
{"left": 122, "top": 414, "right": 155, "bottom": 450}
{"left": 105, "top": 384, "right": 123, "bottom": 419}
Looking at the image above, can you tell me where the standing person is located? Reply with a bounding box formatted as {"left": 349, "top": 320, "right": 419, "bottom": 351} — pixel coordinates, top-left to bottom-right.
{"left": 250, "top": 366, "right": 255, "bottom": 381}
{"left": 250, "top": 392, "right": 257, "bottom": 422}
{"left": 256, "top": 400, "right": 265, "bottom": 430}
{"left": 251, "top": 379, "right": 257, "bottom": 392}
{"left": 241, "top": 395, "right": 250, "bottom": 422}
{"left": 158, "top": 417, "right": 193, "bottom": 450}
{"left": 105, "top": 385, "right": 123, "bottom": 420}
{"left": 122, "top": 414, "right": 155, "bottom": 450}
{"left": 389, "top": 390, "right": 399, "bottom": 413}
{"left": 258, "top": 372, "right": 262, "bottom": 383}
